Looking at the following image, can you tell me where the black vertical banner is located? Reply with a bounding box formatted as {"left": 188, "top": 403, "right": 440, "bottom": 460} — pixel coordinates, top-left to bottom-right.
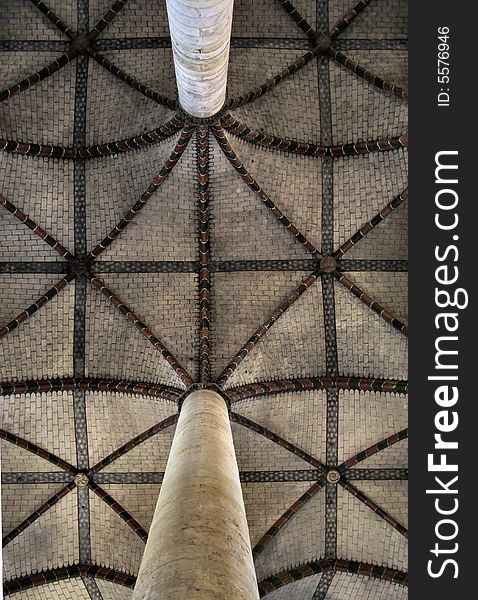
{"left": 410, "top": 2, "right": 475, "bottom": 599}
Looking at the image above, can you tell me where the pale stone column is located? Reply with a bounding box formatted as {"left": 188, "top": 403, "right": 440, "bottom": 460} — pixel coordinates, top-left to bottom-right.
{"left": 165, "top": 0, "right": 235, "bottom": 118}
{"left": 133, "top": 389, "right": 259, "bottom": 600}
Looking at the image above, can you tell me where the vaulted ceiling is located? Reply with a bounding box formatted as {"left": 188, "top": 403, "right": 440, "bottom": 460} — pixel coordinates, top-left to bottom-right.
{"left": 0, "top": 1, "right": 408, "bottom": 598}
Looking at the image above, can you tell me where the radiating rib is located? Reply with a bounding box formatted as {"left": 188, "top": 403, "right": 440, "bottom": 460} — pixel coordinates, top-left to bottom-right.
{"left": 212, "top": 126, "right": 320, "bottom": 256}
{"left": 88, "top": 0, "right": 128, "bottom": 41}
{"left": 86, "top": 274, "right": 194, "bottom": 386}
{"left": 334, "top": 271, "right": 408, "bottom": 336}
{"left": 329, "top": 0, "right": 372, "bottom": 39}
{"left": 276, "top": 0, "right": 318, "bottom": 42}
{"left": 328, "top": 48, "right": 408, "bottom": 101}
{"left": 0, "top": 273, "right": 76, "bottom": 340}
{"left": 89, "top": 126, "right": 193, "bottom": 259}
{"left": 0, "top": 114, "right": 184, "bottom": 159}
{"left": 341, "top": 429, "right": 408, "bottom": 470}
{"left": 221, "top": 113, "right": 408, "bottom": 157}
{"left": 1, "top": 193, "right": 75, "bottom": 259}
{"left": 216, "top": 270, "right": 321, "bottom": 388}
{"left": 29, "top": 0, "right": 76, "bottom": 39}
{"left": 88, "top": 49, "right": 178, "bottom": 110}
{"left": 0, "top": 50, "right": 78, "bottom": 103}
{"left": 334, "top": 189, "right": 408, "bottom": 258}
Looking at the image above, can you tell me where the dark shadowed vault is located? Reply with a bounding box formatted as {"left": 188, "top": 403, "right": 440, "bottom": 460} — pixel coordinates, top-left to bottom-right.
{"left": 0, "top": 0, "right": 408, "bottom": 598}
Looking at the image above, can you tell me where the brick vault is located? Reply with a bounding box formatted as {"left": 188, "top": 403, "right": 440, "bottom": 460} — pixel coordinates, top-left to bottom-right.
{"left": 0, "top": 0, "right": 408, "bottom": 599}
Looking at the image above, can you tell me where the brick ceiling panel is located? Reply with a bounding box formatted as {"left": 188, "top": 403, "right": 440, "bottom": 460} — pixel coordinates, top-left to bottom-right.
{"left": 0, "top": 0, "right": 77, "bottom": 41}
{"left": 1, "top": 483, "right": 68, "bottom": 534}
{"left": 336, "top": 485, "right": 407, "bottom": 571}
{"left": 86, "top": 59, "right": 174, "bottom": 145}
{"left": 333, "top": 150, "right": 408, "bottom": 249}
{"left": 330, "top": 59, "right": 407, "bottom": 143}
{"left": 228, "top": 48, "right": 321, "bottom": 141}
{"left": 102, "top": 426, "right": 176, "bottom": 473}
{"left": 85, "top": 138, "right": 197, "bottom": 260}
{"left": 211, "top": 271, "right": 309, "bottom": 379}
{"left": 255, "top": 487, "right": 326, "bottom": 580}
{"left": 84, "top": 283, "right": 185, "bottom": 388}
{"left": 2, "top": 491, "right": 79, "bottom": 580}
{"left": 343, "top": 200, "right": 407, "bottom": 260}
{"left": 231, "top": 0, "right": 316, "bottom": 38}
{"left": 89, "top": 489, "right": 145, "bottom": 575}
{"left": 85, "top": 392, "right": 176, "bottom": 467}
{"left": 226, "top": 281, "right": 326, "bottom": 386}
{"left": 233, "top": 391, "right": 327, "bottom": 463}
{"left": 0, "top": 53, "right": 76, "bottom": 144}
{"left": 0, "top": 285, "right": 75, "bottom": 381}
{"left": 242, "top": 481, "right": 314, "bottom": 547}
{"left": 231, "top": 421, "right": 313, "bottom": 472}
{"left": 89, "top": 0, "right": 169, "bottom": 38}
{"left": 0, "top": 440, "right": 63, "bottom": 473}
{"left": 334, "top": 281, "right": 408, "bottom": 379}
{"left": 262, "top": 574, "right": 322, "bottom": 600}
{"left": 341, "top": 271, "right": 408, "bottom": 323}
{"left": 0, "top": 153, "right": 74, "bottom": 253}
{"left": 97, "top": 48, "right": 177, "bottom": 102}
{"left": 326, "top": 571, "right": 407, "bottom": 600}
{"left": 329, "top": 0, "right": 408, "bottom": 40}
{"left": 8, "top": 580, "right": 92, "bottom": 600}
{"left": 356, "top": 481, "right": 408, "bottom": 529}
{"left": 357, "top": 438, "right": 408, "bottom": 470}
{"left": 93, "top": 273, "right": 198, "bottom": 378}
{"left": 0, "top": 212, "right": 61, "bottom": 262}
{"left": 95, "top": 580, "right": 133, "bottom": 600}
{"left": 227, "top": 138, "right": 322, "bottom": 249}
{"left": 210, "top": 137, "right": 309, "bottom": 261}
{"left": 99, "top": 484, "right": 162, "bottom": 532}
{"left": 338, "top": 390, "right": 407, "bottom": 465}
{"left": 0, "top": 275, "right": 68, "bottom": 324}
{"left": 1, "top": 391, "right": 77, "bottom": 466}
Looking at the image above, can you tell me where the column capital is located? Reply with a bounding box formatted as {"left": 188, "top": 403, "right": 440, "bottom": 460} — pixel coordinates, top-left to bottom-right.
{"left": 178, "top": 383, "right": 231, "bottom": 413}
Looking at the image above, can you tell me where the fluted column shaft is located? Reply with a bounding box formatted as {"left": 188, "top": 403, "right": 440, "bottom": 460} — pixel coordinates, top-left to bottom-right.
{"left": 165, "top": 0, "right": 235, "bottom": 117}
{"left": 133, "top": 389, "right": 259, "bottom": 600}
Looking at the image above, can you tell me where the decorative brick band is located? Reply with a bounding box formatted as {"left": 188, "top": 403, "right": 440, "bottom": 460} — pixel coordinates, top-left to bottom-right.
{"left": 0, "top": 193, "right": 75, "bottom": 259}
{"left": 258, "top": 559, "right": 408, "bottom": 596}
{"left": 89, "top": 126, "right": 193, "bottom": 259}
{"left": 0, "top": 429, "right": 77, "bottom": 473}
{"left": 88, "top": 481, "right": 148, "bottom": 541}
{"left": 0, "top": 114, "right": 184, "bottom": 159}
{"left": 225, "top": 46, "right": 321, "bottom": 110}
{"left": 2, "top": 481, "right": 76, "bottom": 547}
{"left": 197, "top": 127, "right": 212, "bottom": 383}
{"left": 30, "top": 0, "right": 76, "bottom": 39}
{"left": 339, "top": 480, "right": 408, "bottom": 537}
{"left": 86, "top": 274, "right": 194, "bottom": 387}
{"left": 253, "top": 481, "right": 323, "bottom": 558}
{"left": 0, "top": 377, "right": 183, "bottom": 401}
{"left": 216, "top": 270, "right": 321, "bottom": 387}
{"left": 3, "top": 564, "right": 136, "bottom": 595}
{"left": 329, "top": 0, "right": 372, "bottom": 39}
{"left": 221, "top": 113, "right": 408, "bottom": 157}
{"left": 277, "top": 0, "right": 318, "bottom": 41}
{"left": 334, "top": 189, "right": 408, "bottom": 257}
{"left": 227, "top": 376, "right": 408, "bottom": 401}
{"left": 341, "top": 429, "right": 408, "bottom": 470}
{"left": 230, "top": 412, "right": 326, "bottom": 472}
{"left": 88, "top": 0, "right": 128, "bottom": 40}
{"left": 328, "top": 48, "right": 408, "bottom": 101}
{"left": 211, "top": 126, "right": 320, "bottom": 256}
{"left": 334, "top": 271, "right": 409, "bottom": 336}
{"left": 88, "top": 49, "right": 178, "bottom": 111}
{"left": 0, "top": 49, "right": 78, "bottom": 103}
{"left": 0, "top": 273, "right": 76, "bottom": 340}
{"left": 91, "top": 413, "right": 178, "bottom": 473}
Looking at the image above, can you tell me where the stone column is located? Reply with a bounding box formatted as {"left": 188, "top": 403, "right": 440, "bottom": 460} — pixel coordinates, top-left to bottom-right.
{"left": 133, "top": 389, "right": 259, "bottom": 600}
{"left": 165, "top": 0, "right": 235, "bottom": 118}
